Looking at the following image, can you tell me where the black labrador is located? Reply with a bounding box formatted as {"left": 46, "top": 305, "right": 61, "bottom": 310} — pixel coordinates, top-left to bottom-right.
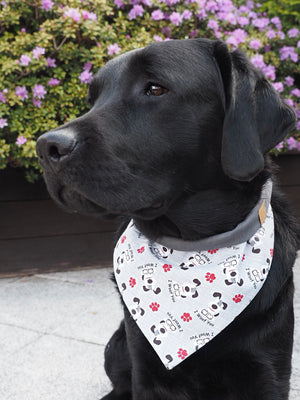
{"left": 36, "top": 39, "right": 298, "bottom": 400}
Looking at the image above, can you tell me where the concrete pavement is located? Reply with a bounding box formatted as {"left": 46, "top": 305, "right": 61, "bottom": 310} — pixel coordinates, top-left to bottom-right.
{"left": 0, "top": 255, "right": 299, "bottom": 399}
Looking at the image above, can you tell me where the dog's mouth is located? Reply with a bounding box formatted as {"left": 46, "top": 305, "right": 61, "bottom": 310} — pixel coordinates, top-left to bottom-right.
{"left": 132, "top": 202, "right": 166, "bottom": 220}
{"left": 54, "top": 185, "right": 167, "bottom": 220}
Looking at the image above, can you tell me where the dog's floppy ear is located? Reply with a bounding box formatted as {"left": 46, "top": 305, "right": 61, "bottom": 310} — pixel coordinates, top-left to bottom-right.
{"left": 213, "top": 41, "right": 296, "bottom": 182}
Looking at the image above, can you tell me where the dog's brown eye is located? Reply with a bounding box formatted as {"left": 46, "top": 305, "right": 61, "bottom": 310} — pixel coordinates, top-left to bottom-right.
{"left": 146, "top": 84, "right": 168, "bottom": 96}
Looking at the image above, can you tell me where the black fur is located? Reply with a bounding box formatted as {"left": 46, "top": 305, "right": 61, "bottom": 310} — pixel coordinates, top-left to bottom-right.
{"left": 36, "top": 39, "right": 298, "bottom": 400}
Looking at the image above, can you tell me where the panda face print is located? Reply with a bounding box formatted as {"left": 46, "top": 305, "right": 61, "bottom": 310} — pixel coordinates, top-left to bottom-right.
{"left": 150, "top": 245, "right": 174, "bottom": 260}
{"left": 201, "top": 292, "right": 228, "bottom": 319}
{"left": 151, "top": 319, "right": 177, "bottom": 345}
{"left": 171, "top": 279, "right": 201, "bottom": 299}
{"left": 141, "top": 267, "right": 161, "bottom": 295}
{"left": 180, "top": 253, "right": 207, "bottom": 270}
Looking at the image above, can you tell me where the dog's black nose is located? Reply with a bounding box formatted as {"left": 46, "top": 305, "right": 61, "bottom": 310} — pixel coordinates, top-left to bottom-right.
{"left": 36, "top": 129, "right": 77, "bottom": 164}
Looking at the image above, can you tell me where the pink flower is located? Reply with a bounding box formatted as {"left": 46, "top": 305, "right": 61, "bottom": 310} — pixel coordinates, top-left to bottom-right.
{"left": 249, "top": 39, "right": 262, "bottom": 50}
{"left": 276, "top": 142, "right": 284, "bottom": 150}
{"left": 107, "top": 43, "right": 121, "bottom": 56}
{"left": 63, "top": 8, "right": 81, "bottom": 22}
{"left": 288, "top": 28, "right": 299, "bottom": 38}
{"left": 271, "top": 17, "right": 281, "bottom": 28}
{"left": 46, "top": 57, "right": 56, "bottom": 67}
{"left": 286, "top": 137, "right": 297, "bottom": 150}
{"left": 48, "top": 78, "right": 60, "bottom": 86}
{"left": 197, "top": 8, "right": 207, "bottom": 20}
{"left": 79, "top": 70, "right": 93, "bottom": 84}
{"left": 231, "top": 29, "right": 248, "bottom": 44}
{"left": 262, "top": 64, "right": 276, "bottom": 81}
{"left": 266, "top": 29, "right": 276, "bottom": 39}
{"left": 251, "top": 54, "right": 266, "bottom": 69}
{"left": 253, "top": 17, "right": 269, "bottom": 30}
{"left": 223, "top": 13, "right": 237, "bottom": 25}
{"left": 207, "top": 19, "right": 219, "bottom": 30}
{"left": 153, "top": 35, "right": 163, "bottom": 42}
{"left": 15, "top": 86, "right": 28, "bottom": 101}
{"left": 41, "top": 0, "right": 54, "bottom": 11}
{"left": 239, "top": 5, "right": 253, "bottom": 12}
{"left": 169, "top": 11, "right": 183, "bottom": 26}
{"left": 114, "top": 0, "right": 124, "bottom": 7}
{"left": 166, "top": 0, "right": 180, "bottom": 4}
{"left": 284, "top": 99, "right": 294, "bottom": 107}
{"left": 0, "top": 118, "right": 8, "bottom": 128}
{"left": 238, "top": 16, "right": 249, "bottom": 26}
{"left": 82, "top": 10, "right": 97, "bottom": 21}
{"left": 291, "top": 89, "right": 300, "bottom": 97}
{"left": 32, "top": 46, "right": 45, "bottom": 59}
{"left": 33, "top": 84, "right": 47, "bottom": 99}
{"left": 33, "top": 98, "right": 42, "bottom": 108}
{"left": 0, "top": 90, "right": 7, "bottom": 103}
{"left": 206, "top": 0, "right": 218, "bottom": 12}
{"left": 16, "top": 136, "right": 27, "bottom": 146}
{"left": 151, "top": 9, "right": 164, "bottom": 20}
{"left": 128, "top": 5, "right": 144, "bottom": 20}
{"left": 226, "top": 36, "right": 238, "bottom": 47}
{"left": 285, "top": 76, "right": 295, "bottom": 87}
{"left": 84, "top": 62, "right": 92, "bottom": 71}
{"left": 182, "top": 10, "right": 192, "bottom": 20}
{"left": 20, "top": 55, "right": 31, "bottom": 66}
{"left": 272, "top": 82, "right": 284, "bottom": 93}
{"left": 280, "top": 46, "right": 298, "bottom": 62}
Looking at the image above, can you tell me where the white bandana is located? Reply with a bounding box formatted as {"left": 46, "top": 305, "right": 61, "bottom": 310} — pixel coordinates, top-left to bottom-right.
{"left": 113, "top": 191, "right": 274, "bottom": 370}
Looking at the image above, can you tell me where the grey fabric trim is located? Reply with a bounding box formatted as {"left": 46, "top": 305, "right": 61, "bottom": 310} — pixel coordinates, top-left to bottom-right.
{"left": 155, "top": 180, "right": 273, "bottom": 252}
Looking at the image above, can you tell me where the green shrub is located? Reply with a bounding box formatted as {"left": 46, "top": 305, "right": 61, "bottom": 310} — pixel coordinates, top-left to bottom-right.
{"left": 0, "top": 0, "right": 299, "bottom": 182}
{"left": 260, "top": 0, "right": 300, "bottom": 25}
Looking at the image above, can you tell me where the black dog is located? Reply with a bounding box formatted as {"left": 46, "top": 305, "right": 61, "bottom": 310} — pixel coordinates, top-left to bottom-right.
{"left": 36, "top": 39, "right": 298, "bottom": 400}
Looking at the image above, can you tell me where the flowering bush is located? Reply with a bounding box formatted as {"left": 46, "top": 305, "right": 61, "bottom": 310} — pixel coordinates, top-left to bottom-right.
{"left": 0, "top": 0, "right": 299, "bottom": 182}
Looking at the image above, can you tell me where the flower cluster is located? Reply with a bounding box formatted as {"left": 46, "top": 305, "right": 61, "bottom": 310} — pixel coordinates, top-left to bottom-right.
{"left": 0, "top": 0, "right": 299, "bottom": 181}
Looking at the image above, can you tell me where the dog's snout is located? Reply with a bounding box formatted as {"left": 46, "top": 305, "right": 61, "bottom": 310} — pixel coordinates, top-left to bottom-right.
{"left": 36, "top": 129, "right": 77, "bottom": 165}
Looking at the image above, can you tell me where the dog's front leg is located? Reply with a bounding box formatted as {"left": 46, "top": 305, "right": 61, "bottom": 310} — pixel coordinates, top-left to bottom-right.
{"left": 101, "top": 320, "right": 132, "bottom": 400}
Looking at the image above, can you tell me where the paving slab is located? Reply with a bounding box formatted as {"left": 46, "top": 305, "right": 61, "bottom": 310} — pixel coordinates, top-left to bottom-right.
{"left": 0, "top": 335, "right": 111, "bottom": 400}
{"left": 0, "top": 256, "right": 299, "bottom": 400}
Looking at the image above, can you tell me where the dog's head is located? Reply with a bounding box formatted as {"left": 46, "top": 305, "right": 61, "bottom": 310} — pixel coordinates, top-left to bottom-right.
{"left": 36, "top": 39, "right": 296, "bottom": 219}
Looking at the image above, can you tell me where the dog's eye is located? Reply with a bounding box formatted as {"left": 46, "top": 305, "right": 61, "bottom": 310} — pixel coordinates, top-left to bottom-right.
{"left": 146, "top": 84, "right": 168, "bottom": 96}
